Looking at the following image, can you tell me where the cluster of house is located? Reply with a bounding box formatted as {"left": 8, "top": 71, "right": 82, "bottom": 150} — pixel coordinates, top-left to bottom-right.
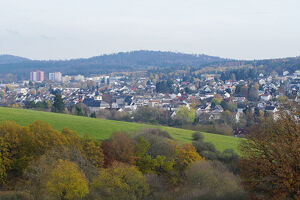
{"left": 1, "top": 69, "right": 300, "bottom": 124}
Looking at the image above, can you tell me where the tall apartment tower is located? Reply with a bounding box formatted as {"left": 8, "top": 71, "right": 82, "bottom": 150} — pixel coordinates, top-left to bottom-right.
{"left": 30, "top": 71, "right": 44, "bottom": 82}
{"left": 49, "top": 72, "right": 62, "bottom": 82}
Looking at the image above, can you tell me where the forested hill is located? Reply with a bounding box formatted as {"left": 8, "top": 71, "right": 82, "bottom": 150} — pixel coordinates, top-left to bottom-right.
{"left": 0, "top": 51, "right": 226, "bottom": 75}
{"left": 252, "top": 56, "right": 300, "bottom": 73}
{"left": 0, "top": 51, "right": 299, "bottom": 76}
{"left": 0, "top": 55, "right": 30, "bottom": 64}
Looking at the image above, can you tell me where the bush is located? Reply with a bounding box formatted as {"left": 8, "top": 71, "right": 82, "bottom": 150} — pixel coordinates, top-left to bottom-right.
{"left": 102, "top": 132, "right": 135, "bottom": 166}
{"left": 180, "top": 160, "right": 247, "bottom": 200}
{"left": 194, "top": 124, "right": 233, "bottom": 136}
{"left": 192, "top": 132, "right": 204, "bottom": 141}
{"left": 139, "top": 129, "right": 173, "bottom": 139}
{"left": 192, "top": 141, "right": 217, "bottom": 153}
{"left": 218, "top": 149, "right": 239, "bottom": 173}
{"left": 192, "top": 142, "right": 240, "bottom": 174}
{"left": 145, "top": 174, "right": 174, "bottom": 200}
{"left": 0, "top": 192, "right": 30, "bottom": 200}
{"left": 91, "top": 163, "right": 150, "bottom": 200}
{"left": 135, "top": 132, "right": 176, "bottom": 159}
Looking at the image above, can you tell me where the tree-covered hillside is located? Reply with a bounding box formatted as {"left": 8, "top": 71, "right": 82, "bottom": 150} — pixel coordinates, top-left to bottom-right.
{"left": 0, "top": 51, "right": 299, "bottom": 80}
{"left": 0, "top": 50, "right": 225, "bottom": 75}
{"left": 0, "top": 55, "right": 30, "bottom": 64}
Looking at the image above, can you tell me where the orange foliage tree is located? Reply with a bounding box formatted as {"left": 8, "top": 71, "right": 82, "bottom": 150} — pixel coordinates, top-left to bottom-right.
{"left": 240, "top": 110, "right": 300, "bottom": 200}
{"left": 102, "top": 132, "right": 135, "bottom": 167}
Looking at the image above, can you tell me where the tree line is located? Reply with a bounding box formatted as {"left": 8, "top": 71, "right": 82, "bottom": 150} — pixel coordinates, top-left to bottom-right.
{"left": 1, "top": 106, "right": 299, "bottom": 200}
{"left": 0, "top": 121, "right": 246, "bottom": 200}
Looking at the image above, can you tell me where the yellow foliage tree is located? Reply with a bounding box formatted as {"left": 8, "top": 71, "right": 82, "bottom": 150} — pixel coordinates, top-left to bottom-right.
{"left": 91, "top": 163, "right": 150, "bottom": 200}
{"left": 82, "top": 135, "right": 104, "bottom": 168}
{"left": 174, "top": 143, "right": 204, "bottom": 173}
{"left": 47, "top": 159, "right": 89, "bottom": 200}
{"left": 0, "top": 156, "right": 6, "bottom": 185}
{"left": 0, "top": 121, "right": 104, "bottom": 186}
{"left": 175, "top": 106, "right": 196, "bottom": 125}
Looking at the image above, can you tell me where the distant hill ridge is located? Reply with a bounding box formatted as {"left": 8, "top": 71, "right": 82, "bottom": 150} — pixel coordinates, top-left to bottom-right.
{"left": 0, "top": 50, "right": 227, "bottom": 74}
{"left": 0, "top": 54, "right": 30, "bottom": 64}
{"left": 0, "top": 50, "right": 299, "bottom": 75}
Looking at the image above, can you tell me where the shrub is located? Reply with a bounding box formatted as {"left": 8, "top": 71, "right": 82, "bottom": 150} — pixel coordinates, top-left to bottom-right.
{"left": 194, "top": 124, "right": 233, "bottom": 136}
{"left": 139, "top": 128, "right": 173, "bottom": 139}
{"left": 0, "top": 192, "right": 31, "bottom": 200}
{"left": 135, "top": 131, "right": 176, "bottom": 159}
{"left": 192, "top": 141, "right": 239, "bottom": 173}
{"left": 181, "top": 160, "right": 247, "bottom": 200}
{"left": 91, "top": 163, "right": 150, "bottom": 200}
{"left": 192, "top": 132, "right": 204, "bottom": 141}
{"left": 145, "top": 174, "right": 174, "bottom": 200}
{"left": 102, "top": 132, "right": 135, "bottom": 166}
{"left": 192, "top": 141, "right": 217, "bottom": 154}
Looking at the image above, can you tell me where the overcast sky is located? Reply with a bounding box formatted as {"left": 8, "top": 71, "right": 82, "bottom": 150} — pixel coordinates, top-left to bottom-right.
{"left": 0, "top": 0, "right": 300, "bottom": 60}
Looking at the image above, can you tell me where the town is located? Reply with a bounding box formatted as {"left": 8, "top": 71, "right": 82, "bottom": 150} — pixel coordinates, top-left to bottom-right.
{"left": 1, "top": 1, "right": 300, "bottom": 199}
{"left": 0, "top": 68, "right": 299, "bottom": 137}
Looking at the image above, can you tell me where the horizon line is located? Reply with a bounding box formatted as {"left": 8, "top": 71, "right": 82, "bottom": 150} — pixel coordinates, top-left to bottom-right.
{"left": 1, "top": 49, "right": 299, "bottom": 62}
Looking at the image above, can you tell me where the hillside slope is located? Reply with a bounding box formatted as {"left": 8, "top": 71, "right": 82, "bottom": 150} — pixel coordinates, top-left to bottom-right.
{"left": 0, "top": 50, "right": 226, "bottom": 74}
{"left": 1, "top": 51, "right": 299, "bottom": 80}
{"left": 0, "top": 107, "right": 240, "bottom": 152}
{"left": 0, "top": 54, "right": 29, "bottom": 64}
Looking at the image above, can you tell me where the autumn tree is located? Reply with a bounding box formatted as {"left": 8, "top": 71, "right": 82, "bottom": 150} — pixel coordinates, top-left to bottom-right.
{"left": 161, "top": 143, "right": 204, "bottom": 184}
{"left": 211, "top": 94, "right": 222, "bottom": 108}
{"left": 183, "top": 160, "right": 246, "bottom": 200}
{"left": 23, "top": 154, "right": 55, "bottom": 199}
{"left": 29, "top": 121, "right": 65, "bottom": 155}
{"left": 174, "top": 143, "right": 203, "bottom": 173}
{"left": 133, "top": 106, "right": 170, "bottom": 125}
{"left": 174, "top": 106, "right": 196, "bottom": 126}
{"left": 82, "top": 135, "right": 104, "bottom": 168}
{"left": 102, "top": 132, "right": 135, "bottom": 166}
{"left": 135, "top": 137, "right": 174, "bottom": 175}
{"left": 0, "top": 121, "right": 35, "bottom": 179}
{"left": 240, "top": 110, "right": 300, "bottom": 200}
{"left": 136, "top": 129, "right": 175, "bottom": 158}
{"left": 0, "top": 121, "right": 104, "bottom": 186}
{"left": 0, "top": 156, "right": 6, "bottom": 185}
{"left": 47, "top": 159, "right": 89, "bottom": 200}
{"left": 23, "top": 146, "right": 99, "bottom": 200}
{"left": 91, "top": 163, "right": 150, "bottom": 200}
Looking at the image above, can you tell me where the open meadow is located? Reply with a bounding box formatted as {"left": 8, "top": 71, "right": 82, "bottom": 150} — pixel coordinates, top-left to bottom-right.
{"left": 0, "top": 107, "right": 241, "bottom": 152}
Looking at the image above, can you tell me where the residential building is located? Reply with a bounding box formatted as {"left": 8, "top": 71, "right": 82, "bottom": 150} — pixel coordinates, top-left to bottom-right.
{"left": 74, "top": 75, "right": 85, "bottom": 82}
{"left": 49, "top": 72, "right": 62, "bottom": 82}
{"left": 260, "top": 94, "right": 272, "bottom": 101}
{"left": 30, "top": 71, "right": 44, "bottom": 82}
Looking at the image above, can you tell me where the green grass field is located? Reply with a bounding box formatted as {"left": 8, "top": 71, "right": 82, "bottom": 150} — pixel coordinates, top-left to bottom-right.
{"left": 0, "top": 107, "right": 241, "bottom": 152}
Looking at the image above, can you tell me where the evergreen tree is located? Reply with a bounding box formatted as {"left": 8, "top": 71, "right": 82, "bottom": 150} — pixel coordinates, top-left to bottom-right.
{"left": 90, "top": 112, "right": 96, "bottom": 118}
{"left": 52, "top": 94, "right": 65, "bottom": 113}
